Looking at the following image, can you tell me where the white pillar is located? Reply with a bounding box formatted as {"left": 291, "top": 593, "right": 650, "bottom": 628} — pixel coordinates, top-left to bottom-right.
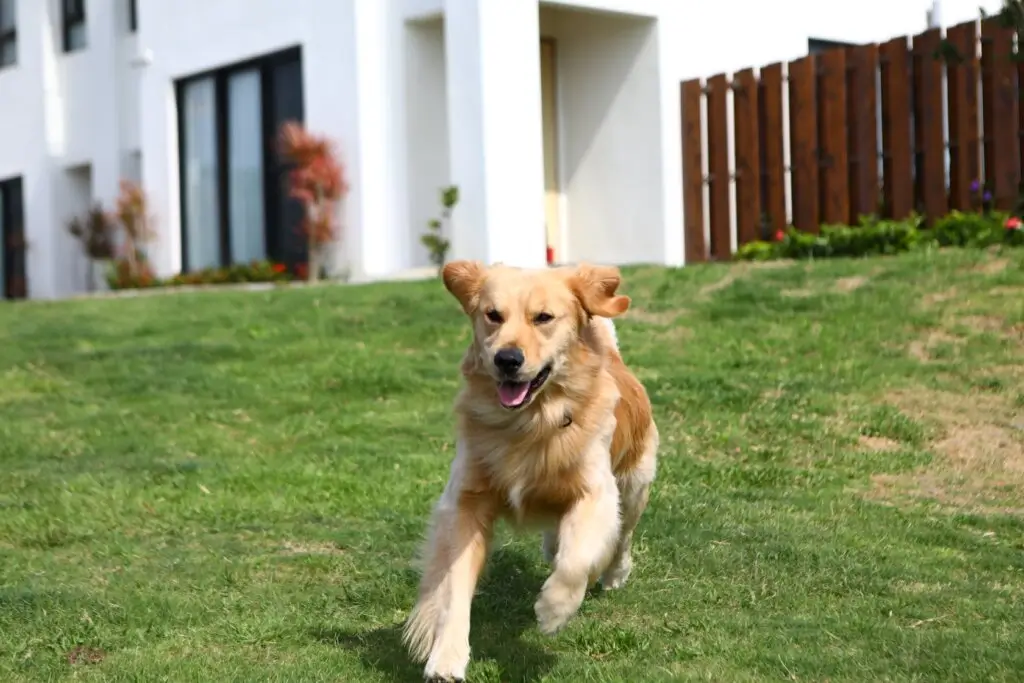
{"left": 444, "top": 0, "right": 547, "bottom": 268}
{"left": 17, "top": 0, "right": 61, "bottom": 298}
{"left": 88, "top": 0, "right": 123, "bottom": 208}
{"left": 350, "top": 0, "right": 401, "bottom": 278}
{"left": 655, "top": 14, "right": 684, "bottom": 267}
{"left": 306, "top": 0, "right": 397, "bottom": 281}
{"left": 137, "top": 65, "right": 181, "bottom": 277}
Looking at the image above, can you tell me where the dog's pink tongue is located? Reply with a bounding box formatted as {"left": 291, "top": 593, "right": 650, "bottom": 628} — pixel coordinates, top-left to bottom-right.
{"left": 498, "top": 382, "right": 530, "bottom": 407}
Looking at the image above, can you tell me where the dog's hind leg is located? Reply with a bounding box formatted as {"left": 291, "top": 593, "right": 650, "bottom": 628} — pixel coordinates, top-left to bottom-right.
{"left": 601, "top": 423, "right": 658, "bottom": 590}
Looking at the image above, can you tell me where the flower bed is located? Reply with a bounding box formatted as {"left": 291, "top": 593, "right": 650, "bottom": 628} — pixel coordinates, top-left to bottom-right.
{"left": 107, "top": 259, "right": 299, "bottom": 291}
{"left": 736, "top": 210, "right": 1023, "bottom": 262}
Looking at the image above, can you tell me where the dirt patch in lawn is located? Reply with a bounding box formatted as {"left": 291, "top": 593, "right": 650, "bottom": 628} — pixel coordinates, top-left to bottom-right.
{"left": 907, "top": 330, "right": 966, "bottom": 362}
{"left": 699, "top": 272, "right": 738, "bottom": 296}
{"left": 973, "top": 257, "right": 1009, "bottom": 275}
{"left": 835, "top": 276, "right": 870, "bottom": 293}
{"left": 922, "top": 286, "right": 959, "bottom": 307}
{"left": 865, "top": 387, "right": 1024, "bottom": 513}
{"left": 626, "top": 308, "right": 689, "bottom": 326}
{"left": 859, "top": 435, "right": 902, "bottom": 452}
{"left": 959, "top": 315, "right": 1006, "bottom": 333}
{"left": 279, "top": 540, "right": 345, "bottom": 556}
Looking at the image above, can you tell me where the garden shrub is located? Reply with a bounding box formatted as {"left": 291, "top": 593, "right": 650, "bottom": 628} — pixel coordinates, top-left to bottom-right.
{"left": 109, "top": 259, "right": 294, "bottom": 291}
{"left": 735, "top": 210, "right": 1020, "bottom": 262}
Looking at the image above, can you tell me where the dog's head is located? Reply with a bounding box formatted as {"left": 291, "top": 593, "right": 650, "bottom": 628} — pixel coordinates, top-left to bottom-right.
{"left": 442, "top": 260, "right": 630, "bottom": 410}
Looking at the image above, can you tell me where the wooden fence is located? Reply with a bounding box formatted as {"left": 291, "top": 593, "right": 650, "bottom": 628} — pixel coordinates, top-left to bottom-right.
{"left": 681, "top": 18, "right": 1022, "bottom": 263}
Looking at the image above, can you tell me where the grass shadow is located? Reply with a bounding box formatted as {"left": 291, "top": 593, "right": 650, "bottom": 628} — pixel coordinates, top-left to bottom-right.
{"left": 315, "top": 547, "right": 557, "bottom": 682}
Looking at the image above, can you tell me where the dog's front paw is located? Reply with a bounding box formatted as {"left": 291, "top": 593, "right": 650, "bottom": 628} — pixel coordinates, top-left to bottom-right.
{"left": 423, "top": 643, "right": 469, "bottom": 682}
{"left": 534, "top": 573, "right": 586, "bottom": 635}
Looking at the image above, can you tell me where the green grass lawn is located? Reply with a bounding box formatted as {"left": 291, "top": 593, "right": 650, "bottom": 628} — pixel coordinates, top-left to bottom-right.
{"left": 1, "top": 249, "right": 1023, "bottom": 682}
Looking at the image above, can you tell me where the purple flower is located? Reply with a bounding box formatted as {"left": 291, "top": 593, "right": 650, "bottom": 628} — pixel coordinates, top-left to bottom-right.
{"left": 970, "top": 179, "right": 981, "bottom": 193}
{"left": 983, "top": 191, "right": 993, "bottom": 202}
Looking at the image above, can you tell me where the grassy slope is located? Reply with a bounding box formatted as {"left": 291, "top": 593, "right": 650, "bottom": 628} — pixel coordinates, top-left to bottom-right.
{"left": 1, "top": 249, "right": 1022, "bottom": 682}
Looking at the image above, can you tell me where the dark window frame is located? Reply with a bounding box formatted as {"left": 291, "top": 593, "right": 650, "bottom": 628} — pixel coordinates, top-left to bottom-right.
{"left": 128, "top": 0, "right": 137, "bottom": 32}
{"left": 175, "top": 46, "right": 304, "bottom": 273}
{"left": 0, "top": 175, "right": 27, "bottom": 300}
{"left": 62, "top": 0, "right": 86, "bottom": 53}
{"left": 0, "top": 0, "right": 16, "bottom": 68}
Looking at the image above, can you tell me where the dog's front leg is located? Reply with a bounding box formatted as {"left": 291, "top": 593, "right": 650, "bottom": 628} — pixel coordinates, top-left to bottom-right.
{"left": 534, "top": 463, "right": 620, "bottom": 635}
{"left": 403, "top": 446, "right": 496, "bottom": 682}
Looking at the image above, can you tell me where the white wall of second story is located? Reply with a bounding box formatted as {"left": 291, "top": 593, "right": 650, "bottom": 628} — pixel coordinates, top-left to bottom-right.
{"left": 665, "top": 0, "right": 1005, "bottom": 82}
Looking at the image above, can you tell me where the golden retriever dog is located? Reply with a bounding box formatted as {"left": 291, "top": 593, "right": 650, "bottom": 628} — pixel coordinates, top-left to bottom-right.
{"left": 403, "top": 260, "right": 659, "bottom": 681}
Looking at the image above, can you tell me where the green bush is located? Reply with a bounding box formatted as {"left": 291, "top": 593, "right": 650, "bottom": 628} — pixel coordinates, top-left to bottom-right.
{"left": 933, "top": 211, "right": 1007, "bottom": 247}
{"left": 735, "top": 210, "right": 1020, "bottom": 262}
{"left": 110, "top": 259, "right": 294, "bottom": 291}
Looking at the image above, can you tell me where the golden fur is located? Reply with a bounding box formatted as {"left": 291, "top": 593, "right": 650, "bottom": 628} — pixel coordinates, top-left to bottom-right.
{"left": 403, "top": 261, "right": 659, "bottom": 681}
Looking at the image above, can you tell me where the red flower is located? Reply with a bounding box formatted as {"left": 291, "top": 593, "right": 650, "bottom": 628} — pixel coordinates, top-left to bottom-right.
{"left": 1005, "top": 216, "right": 1022, "bottom": 231}
{"left": 271, "top": 263, "right": 287, "bottom": 273}
{"left": 774, "top": 229, "right": 786, "bottom": 242}
{"left": 294, "top": 262, "right": 309, "bottom": 280}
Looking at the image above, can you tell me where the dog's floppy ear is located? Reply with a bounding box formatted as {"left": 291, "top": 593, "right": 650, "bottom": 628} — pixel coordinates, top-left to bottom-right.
{"left": 442, "top": 260, "right": 486, "bottom": 315}
{"left": 569, "top": 263, "right": 631, "bottom": 318}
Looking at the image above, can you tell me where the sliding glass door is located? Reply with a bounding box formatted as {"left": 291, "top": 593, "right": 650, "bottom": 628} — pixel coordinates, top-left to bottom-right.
{"left": 181, "top": 76, "right": 221, "bottom": 270}
{"left": 176, "top": 47, "right": 304, "bottom": 272}
{"left": 227, "top": 68, "right": 266, "bottom": 264}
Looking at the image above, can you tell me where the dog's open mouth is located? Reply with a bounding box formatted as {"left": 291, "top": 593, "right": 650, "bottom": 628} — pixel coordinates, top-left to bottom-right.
{"left": 497, "top": 364, "right": 552, "bottom": 409}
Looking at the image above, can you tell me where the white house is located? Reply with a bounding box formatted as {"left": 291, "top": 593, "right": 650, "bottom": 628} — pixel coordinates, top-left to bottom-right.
{"left": 0, "top": 0, "right": 1003, "bottom": 300}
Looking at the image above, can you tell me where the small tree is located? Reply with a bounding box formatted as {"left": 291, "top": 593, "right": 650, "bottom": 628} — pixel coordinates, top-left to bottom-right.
{"left": 114, "top": 180, "right": 157, "bottom": 280}
{"left": 420, "top": 185, "right": 459, "bottom": 275}
{"left": 67, "top": 203, "right": 117, "bottom": 291}
{"left": 278, "top": 121, "right": 348, "bottom": 283}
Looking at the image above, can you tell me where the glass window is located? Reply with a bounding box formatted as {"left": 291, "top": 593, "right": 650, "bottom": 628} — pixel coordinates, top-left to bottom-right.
{"left": 182, "top": 77, "right": 222, "bottom": 270}
{"left": 227, "top": 69, "right": 267, "bottom": 264}
{"left": 0, "top": 0, "right": 16, "bottom": 68}
{"left": 63, "top": 0, "right": 87, "bottom": 52}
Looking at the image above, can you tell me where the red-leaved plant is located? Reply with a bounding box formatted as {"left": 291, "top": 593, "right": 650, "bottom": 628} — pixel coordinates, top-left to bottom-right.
{"left": 114, "top": 179, "right": 157, "bottom": 281}
{"left": 278, "top": 121, "right": 348, "bottom": 282}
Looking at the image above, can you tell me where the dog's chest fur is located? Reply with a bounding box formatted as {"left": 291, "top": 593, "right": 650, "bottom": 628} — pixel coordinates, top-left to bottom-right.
{"left": 459, "top": 385, "right": 619, "bottom": 522}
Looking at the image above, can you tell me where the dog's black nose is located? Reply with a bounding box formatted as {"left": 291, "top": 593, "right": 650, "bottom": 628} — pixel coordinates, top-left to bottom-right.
{"left": 493, "top": 348, "right": 525, "bottom": 375}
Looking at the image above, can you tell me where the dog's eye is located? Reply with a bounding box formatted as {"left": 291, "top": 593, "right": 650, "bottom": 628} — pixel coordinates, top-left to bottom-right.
{"left": 533, "top": 312, "right": 555, "bottom": 324}
{"left": 485, "top": 309, "right": 504, "bottom": 324}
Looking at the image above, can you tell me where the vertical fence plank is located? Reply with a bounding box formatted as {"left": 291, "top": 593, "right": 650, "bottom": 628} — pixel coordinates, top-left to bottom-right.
{"left": 880, "top": 37, "right": 914, "bottom": 219}
{"left": 733, "top": 68, "right": 761, "bottom": 245}
{"left": 1019, "top": 51, "right": 1024, "bottom": 194}
{"left": 681, "top": 79, "right": 707, "bottom": 263}
{"left": 912, "top": 28, "right": 949, "bottom": 222}
{"left": 981, "top": 19, "right": 1020, "bottom": 210}
{"left": 817, "top": 48, "right": 849, "bottom": 225}
{"left": 788, "top": 56, "right": 819, "bottom": 232}
{"left": 946, "top": 20, "right": 981, "bottom": 211}
{"left": 759, "top": 62, "right": 786, "bottom": 236}
{"left": 846, "top": 43, "right": 880, "bottom": 222}
{"left": 707, "top": 73, "right": 732, "bottom": 259}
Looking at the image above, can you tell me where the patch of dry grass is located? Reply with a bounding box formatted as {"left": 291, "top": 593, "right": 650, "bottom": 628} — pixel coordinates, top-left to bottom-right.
{"left": 866, "top": 388, "right": 1024, "bottom": 513}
